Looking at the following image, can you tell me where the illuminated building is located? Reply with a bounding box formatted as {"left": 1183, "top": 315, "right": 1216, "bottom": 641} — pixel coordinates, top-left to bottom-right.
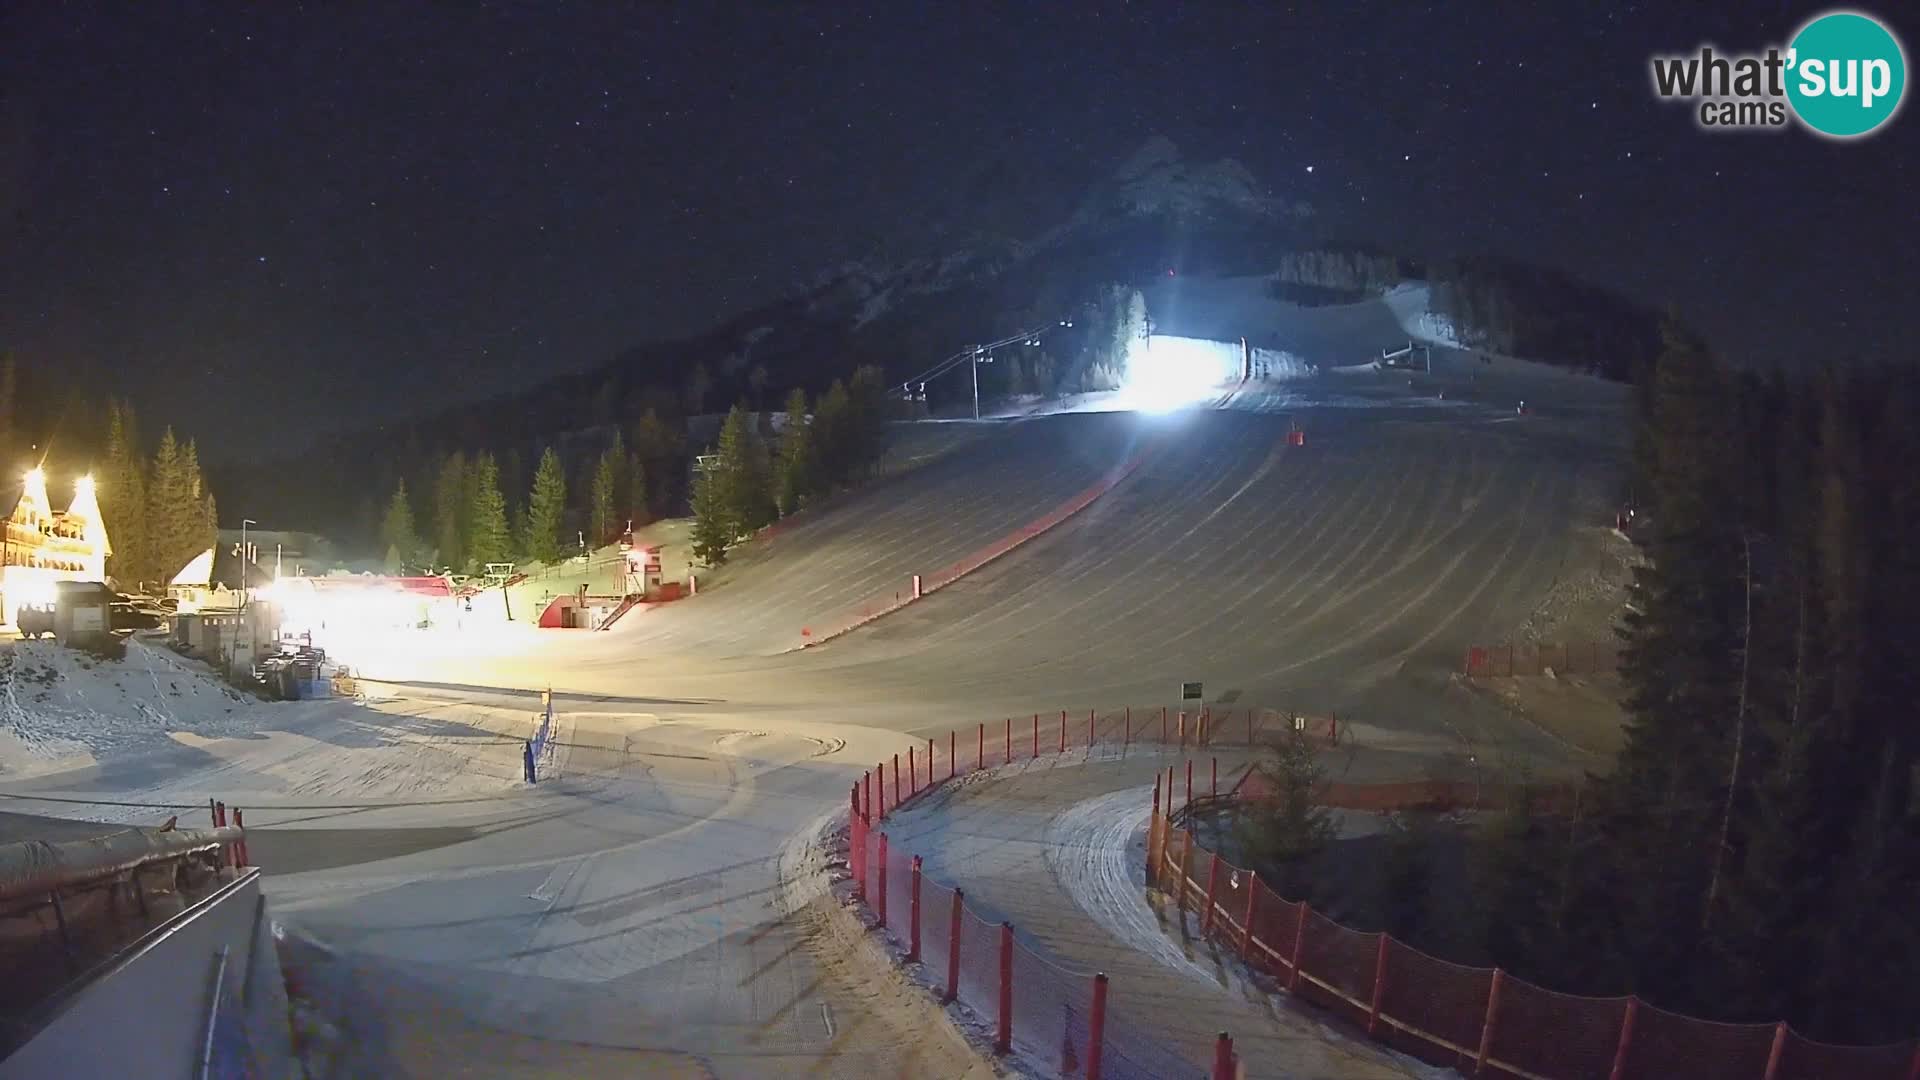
{"left": 2, "top": 469, "right": 111, "bottom": 627}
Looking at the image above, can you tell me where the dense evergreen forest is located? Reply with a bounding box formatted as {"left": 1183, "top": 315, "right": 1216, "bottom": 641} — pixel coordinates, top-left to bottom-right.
{"left": 1473, "top": 327, "right": 1919, "bottom": 1044}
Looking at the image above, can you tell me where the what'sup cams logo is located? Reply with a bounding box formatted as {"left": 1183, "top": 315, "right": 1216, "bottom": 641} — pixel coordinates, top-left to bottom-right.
{"left": 1651, "top": 10, "right": 1906, "bottom": 138}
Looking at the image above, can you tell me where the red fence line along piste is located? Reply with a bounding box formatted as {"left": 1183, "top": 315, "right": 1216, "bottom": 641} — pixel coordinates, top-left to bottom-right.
{"left": 1463, "top": 641, "right": 1619, "bottom": 678}
{"left": 845, "top": 707, "right": 1918, "bottom": 1080}
{"left": 799, "top": 437, "right": 1166, "bottom": 649}
{"left": 847, "top": 706, "right": 1268, "bottom": 1078}
{"left": 1147, "top": 797, "right": 1920, "bottom": 1080}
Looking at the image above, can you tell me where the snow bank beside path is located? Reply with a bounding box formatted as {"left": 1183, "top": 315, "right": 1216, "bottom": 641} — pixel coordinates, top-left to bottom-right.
{"left": 1, "top": 638, "right": 257, "bottom": 774}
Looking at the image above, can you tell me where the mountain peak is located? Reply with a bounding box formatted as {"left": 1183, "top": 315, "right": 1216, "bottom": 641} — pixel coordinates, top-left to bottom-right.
{"left": 1075, "top": 135, "right": 1298, "bottom": 226}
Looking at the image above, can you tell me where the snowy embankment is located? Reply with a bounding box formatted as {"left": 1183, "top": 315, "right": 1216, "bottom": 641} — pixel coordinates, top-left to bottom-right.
{"left": 0, "top": 638, "right": 257, "bottom": 773}
{"left": 1, "top": 638, "right": 527, "bottom": 813}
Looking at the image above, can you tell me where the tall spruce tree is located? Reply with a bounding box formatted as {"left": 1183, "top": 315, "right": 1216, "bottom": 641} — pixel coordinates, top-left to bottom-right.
{"left": 625, "top": 452, "right": 648, "bottom": 527}
{"left": 466, "top": 452, "right": 511, "bottom": 570}
{"left": 775, "top": 388, "right": 814, "bottom": 515}
{"left": 689, "top": 458, "right": 731, "bottom": 566}
{"left": 433, "top": 452, "right": 469, "bottom": 572}
{"left": 380, "top": 479, "right": 421, "bottom": 571}
{"left": 590, "top": 432, "right": 624, "bottom": 543}
{"left": 524, "top": 446, "right": 567, "bottom": 564}
{"left": 1601, "top": 321, "right": 1747, "bottom": 997}
{"left": 101, "top": 400, "right": 149, "bottom": 585}
{"left": 714, "top": 405, "right": 772, "bottom": 535}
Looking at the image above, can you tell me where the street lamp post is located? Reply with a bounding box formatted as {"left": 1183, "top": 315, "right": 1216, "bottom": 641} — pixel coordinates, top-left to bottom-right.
{"left": 240, "top": 519, "right": 256, "bottom": 608}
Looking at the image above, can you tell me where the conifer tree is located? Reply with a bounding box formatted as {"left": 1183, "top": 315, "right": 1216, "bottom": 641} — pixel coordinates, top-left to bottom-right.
{"left": 776, "top": 388, "right": 814, "bottom": 515}
{"left": 380, "top": 479, "right": 421, "bottom": 571}
{"left": 689, "top": 458, "right": 731, "bottom": 566}
{"left": 590, "top": 432, "right": 624, "bottom": 542}
{"left": 524, "top": 446, "right": 567, "bottom": 564}
{"left": 625, "top": 452, "right": 647, "bottom": 527}
{"left": 466, "top": 452, "right": 511, "bottom": 570}
{"left": 102, "top": 400, "right": 149, "bottom": 585}
{"left": 433, "top": 452, "right": 468, "bottom": 572}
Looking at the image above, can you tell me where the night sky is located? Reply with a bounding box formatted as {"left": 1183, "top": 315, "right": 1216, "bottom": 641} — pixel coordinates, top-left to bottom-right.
{"left": 3, "top": 3, "right": 1913, "bottom": 458}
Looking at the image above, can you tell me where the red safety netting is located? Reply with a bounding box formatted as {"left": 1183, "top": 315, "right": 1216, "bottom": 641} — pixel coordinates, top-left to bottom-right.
{"left": 1244, "top": 877, "right": 1300, "bottom": 979}
{"left": 1613, "top": 999, "right": 1774, "bottom": 1079}
{"left": 919, "top": 876, "right": 956, "bottom": 989}
{"left": 848, "top": 810, "right": 868, "bottom": 896}
{"left": 1774, "top": 1030, "right": 1918, "bottom": 1080}
{"left": 1098, "top": 980, "right": 1210, "bottom": 1080}
{"left": 850, "top": 728, "right": 1919, "bottom": 1080}
{"left": 881, "top": 844, "right": 913, "bottom": 944}
{"left": 1296, "top": 908, "right": 1379, "bottom": 1025}
{"left": 1377, "top": 937, "right": 1493, "bottom": 1062}
{"left": 1207, "top": 851, "right": 1255, "bottom": 948}
{"left": 1489, "top": 977, "right": 1630, "bottom": 1080}
{"left": 955, "top": 904, "right": 1003, "bottom": 1032}
{"left": 1009, "top": 937, "right": 1093, "bottom": 1073}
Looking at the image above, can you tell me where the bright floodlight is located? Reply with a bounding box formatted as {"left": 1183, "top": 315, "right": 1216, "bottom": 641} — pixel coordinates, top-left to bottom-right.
{"left": 1122, "top": 335, "right": 1230, "bottom": 413}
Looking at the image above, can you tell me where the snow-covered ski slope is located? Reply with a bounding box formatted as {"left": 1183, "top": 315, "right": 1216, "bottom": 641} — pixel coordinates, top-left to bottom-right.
{"left": 607, "top": 409, "right": 1145, "bottom": 656}
{"left": 1148, "top": 277, "right": 1459, "bottom": 368}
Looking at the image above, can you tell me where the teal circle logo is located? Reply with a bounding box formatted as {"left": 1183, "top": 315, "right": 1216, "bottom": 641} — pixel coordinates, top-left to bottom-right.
{"left": 1786, "top": 11, "right": 1906, "bottom": 138}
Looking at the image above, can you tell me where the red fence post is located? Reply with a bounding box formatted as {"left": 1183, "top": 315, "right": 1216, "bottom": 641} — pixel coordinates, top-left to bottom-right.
{"left": 1060, "top": 709, "right": 1067, "bottom": 753}
{"left": 1177, "top": 831, "right": 1194, "bottom": 911}
{"left": 929, "top": 737, "right": 936, "bottom": 785}
{"left": 908, "top": 746, "right": 916, "bottom": 796}
{"left": 1330, "top": 710, "right": 1339, "bottom": 746}
{"left": 1288, "top": 902, "right": 1310, "bottom": 992}
{"left": 1087, "top": 972, "right": 1109, "bottom": 1080}
{"left": 1762, "top": 1022, "right": 1789, "bottom": 1080}
{"left": 1124, "top": 705, "right": 1132, "bottom": 747}
{"left": 876, "top": 833, "right": 890, "bottom": 928}
{"left": 1211, "top": 756, "right": 1218, "bottom": 798}
{"left": 978, "top": 723, "right": 985, "bottom": 772}
{"left": 1367, "top": 934, "right": 1390, "bottom": 1036}
{"left": 208, "top": 797, "right": 217, "bottom": 827}
{"left": 1089, "top": 707, "right": 1095, "bottom": 749}
{"left": 908, "top": 856, "right": 923, "bottom": 963}
{"left": 1212, "top": 1032, "right": 1235, "bottom": 1080}
{"left": 1475, "top": 968, "right": 1506, "bottom": 1077}
{"left": 1178, "top": 710, "right": 1186, "bottom": 745}
{"left": 1186, "top": 759, "right": 1193, "bottom": 808}
{"left": 996, "top": 923, "right": 1014, "bottom": 1055}
{"left": 945, "top": 888, "right": 964, "bottom": 1003}
{"left": 233, "top": 808, "right": 247, "bottom": 868}
{"left": 1242, "top": 875, "right": 1259, "bottom": 957}
{"left": 893, "top": 753, "right": 901, "bottom": 808}
{"left": 949, "top": 731, "right": 956, "bottom": 780}
{"left": 1203, "top": 853, "right": 1221, "bottom": 933}
{"left": 1005, "top": 717, "right": 1012, "bottom": 765}
{"left": 850, "top": 782, "right": 859, "bottom": 820}
{"left": 1608, "top": 997, "right": 1639, "bottom": 1080}
{"left": 1161, "top": 705, "right": 1168, "bottom": 743}
{"left": 1148, "top": 777, "right": 1162, "bottom": 882}
{"left": 215, "top": 801, "right": 226, "bottom": 828}
{"left": 1032, "top": 713, "right": 1039, "bottom": 759}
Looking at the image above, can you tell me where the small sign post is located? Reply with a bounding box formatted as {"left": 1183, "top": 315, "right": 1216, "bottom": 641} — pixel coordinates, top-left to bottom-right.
{"left": 1180, "top": 681, "right": 1203, "bottom": 704}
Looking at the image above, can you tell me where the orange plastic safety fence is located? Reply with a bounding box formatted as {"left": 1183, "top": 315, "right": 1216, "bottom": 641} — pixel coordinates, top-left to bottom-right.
{"left": 1614, "top": 998, "right": 1773, "bottom": 1079}
{"left": 1378, "top": 937, "right": 1494, "bottom": 1064}
{"left": 1295, "top": 908, "right": 1379, "bottom": 1026}
{"left": 1489, "top": 977, "right": 1629, "bottom": 1080}
{"left": 1773, "top": 1029, "right": 1918, "bottom": 1080}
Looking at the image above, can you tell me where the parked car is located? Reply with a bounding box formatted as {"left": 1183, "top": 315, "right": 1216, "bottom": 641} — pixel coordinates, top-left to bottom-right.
{"left": 16, "top": 603, "right": 54, "bottom": 639}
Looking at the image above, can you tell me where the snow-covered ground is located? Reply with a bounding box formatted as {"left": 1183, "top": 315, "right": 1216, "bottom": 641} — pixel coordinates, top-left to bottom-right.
{"left": 0, "top": 637, "right": 533, "bottom": 819}
{"left": 0, "top": 638, "right": 259, "bottom": 772}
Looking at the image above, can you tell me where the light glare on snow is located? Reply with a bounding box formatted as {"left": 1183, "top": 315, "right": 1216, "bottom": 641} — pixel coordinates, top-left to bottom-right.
{"left": 1123, "top": 334, "right": 1227, "bottom": 413}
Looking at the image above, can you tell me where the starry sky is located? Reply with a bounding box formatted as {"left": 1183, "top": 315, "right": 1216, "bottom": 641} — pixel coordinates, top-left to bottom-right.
{"left": 3, "top": 3, "right": 1914, "bottom": 457}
